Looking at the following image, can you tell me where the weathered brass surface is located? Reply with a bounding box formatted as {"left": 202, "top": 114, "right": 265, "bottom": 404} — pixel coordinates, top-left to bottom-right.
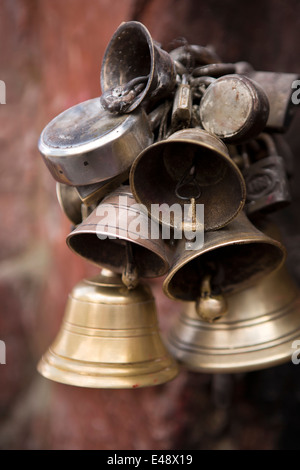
{"left": 100, "top": 21, "right": 176, "bottom": 113}
{"left": 38, "top": 98, "right": 153, "bottom": 185}
{"left": 243, "top": 71, "right": 300, "bottom": 132}
{"left": 130, "top": 128, "right": 246, "bottom": 231}
{"left": 199, "top": 75, "right": 269, "bottom": 142}
{"left": 67, "top": 186, "right": 173, "bottom": 278}
{"left": 163, "top": 212, "right": 285, "bottom": 301}
{"left": 167, "top": 264, "right": 300, "bottom": 373}
{"left": 56, "top": 183, "right": 83, "bottom": 226}
{"left": 38, "top": 270, "right": 179, "bottom": 388}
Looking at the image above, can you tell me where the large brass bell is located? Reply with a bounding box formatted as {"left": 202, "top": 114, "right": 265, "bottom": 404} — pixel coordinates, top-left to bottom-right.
{"left": 130, "top": 128, "right": 246, "bottom": 232}
{"left": 167, "top": 263, "right": 300, "bottom": 373}
{"left": 67, "top": 186, "right": 173, "bottom": 286}
{"left": 163, "top": 212, "right": 286, "bottom": 321}
{"left": 38, "top": 270, "right": 179, "bottom": 388}
{"left": 100, "top": 21, "right": 176, "bottom": 113}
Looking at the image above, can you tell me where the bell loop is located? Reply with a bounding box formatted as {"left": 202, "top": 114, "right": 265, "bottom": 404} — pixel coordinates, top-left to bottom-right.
{"left": 175, "top": 160, "right": 202, "bottom": 200}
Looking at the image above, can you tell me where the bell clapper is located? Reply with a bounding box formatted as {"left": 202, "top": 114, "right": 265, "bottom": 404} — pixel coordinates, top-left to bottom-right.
{"left": 191, "top": 197, "right": 196, "bottom": 232}
{"left": 196, "top": 271, "right": 228, "bottom": 323}
{"left": 175, "top": 159, "right": 201, "bottom": 233}
{"left": 122, "top": 242, "right": 139, "bottom": 290}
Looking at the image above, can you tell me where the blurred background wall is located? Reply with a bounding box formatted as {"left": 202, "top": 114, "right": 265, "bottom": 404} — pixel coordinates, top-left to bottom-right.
{"left": 0, "top": 0, "right": 300, "bottom": 450}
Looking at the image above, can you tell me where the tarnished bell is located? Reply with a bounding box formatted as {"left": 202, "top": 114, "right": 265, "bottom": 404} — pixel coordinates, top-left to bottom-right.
{"left": 67, "top": 186, "right": 173, "bottom": 280}
{"left": 38, "top": 98, "right": 153, "bottom": 186}
{"left": 130, "top": 128, "right": 246, "bottom": 232}
{"left": 100, "top": 21, "right": 176, "bottom": 113}
{"left": 163, "top": 211, "right": 286, "bottom": 304}
{"left": 167, "top": 264, "right": 300, "bottom": 373}
{"left": 38, "top": 270, "right": 178, "bottom": 388}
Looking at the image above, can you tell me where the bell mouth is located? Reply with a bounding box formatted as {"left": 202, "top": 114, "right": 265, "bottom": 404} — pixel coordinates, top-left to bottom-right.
{"left": 101, "top": 21, "right": 154, "bottom": 112}
{"left": 166, "top": 266, "right": 300, "bottom": 374}
{"left": 67, "top": 231, "right": 169, "bottom": 279}
{"left": 164, "top": 238, "right": 285, "bottom": 302}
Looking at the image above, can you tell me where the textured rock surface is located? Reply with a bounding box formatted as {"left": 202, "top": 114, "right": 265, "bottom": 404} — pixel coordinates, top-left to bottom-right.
{"left": 0, "top": 0, "right": 300, "bottom": 450}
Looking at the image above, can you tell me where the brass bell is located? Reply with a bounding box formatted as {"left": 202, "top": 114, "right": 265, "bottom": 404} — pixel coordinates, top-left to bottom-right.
{"left": 66, "top": 186, "right": 173, "bottom": 284}
{"left": 163, "top": 212, "right": 286, "bottom": 316}
{"left": 130, "top": 128, "right": 246, "bottom": 232}
{"left": 100, "top": 21, "right": 176, "bottom": 113}
{"left": 167, "top": 263, "right": 300, "bottom": 373}
{"left": 38, "top": 270, "right": 178, "bottom": 388}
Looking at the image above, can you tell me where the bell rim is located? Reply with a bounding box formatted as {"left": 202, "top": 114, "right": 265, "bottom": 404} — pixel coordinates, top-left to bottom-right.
{"left": 167, "top": 324, "right": 300, "bottom": 374}
{"left": 37, "top": 350, "right": 179, "bottom": 389}
{"left": 66, "top": 225, "right": 171, "bottom": 278}
{"left": 163, "top": 235, "right": 286, "bottom": 301}
{"left": 100, "top": 21, "right": 155, "bottom": 113}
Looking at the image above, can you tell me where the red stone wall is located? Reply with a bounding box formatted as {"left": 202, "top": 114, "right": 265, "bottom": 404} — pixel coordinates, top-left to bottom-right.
{"left": 1, "top": 0, "right": 300, "bottom": 450}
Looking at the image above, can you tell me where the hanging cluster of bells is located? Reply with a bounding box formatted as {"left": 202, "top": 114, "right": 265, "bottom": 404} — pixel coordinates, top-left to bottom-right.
{"left": 37, "top": 21, "right": 300, "bottom": 388}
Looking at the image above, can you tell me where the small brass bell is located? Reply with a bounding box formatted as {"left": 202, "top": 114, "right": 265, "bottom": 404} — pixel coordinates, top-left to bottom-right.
{"left": 66, "top": 186, "right": 173, "bottom": 282}
{"left": 100, "top": 21, "right": 176, "bottom": 113}
{"left": 167, "top": 263, "right": 300, "bottom": 373}
{"left": 130, "top": 128, "right": 246, "bottom": 232}
{"left": 38, "top": 270, "right": 179, "bottom": 388}
{"left": 163, "top": 212, "right": 286, "bottom": 308}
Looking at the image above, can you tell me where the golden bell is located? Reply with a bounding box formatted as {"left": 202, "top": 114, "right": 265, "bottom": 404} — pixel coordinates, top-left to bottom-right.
{"left": 167, "top": 263, "right": 300, "bottom": 373}
{"left": 66, "top": 186, "right": 173, "bottom": 282}
{"left": 100, "top": 21, "right": 176, "bottom": 113}
{"left": 163, "top": 212, "right": 286, "bottom": 305}
{"left": 130, "top": 128, "right": 246, "bottom": 231}
{"left": 38, "top": 270, "right": 179, "bottom": 388}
